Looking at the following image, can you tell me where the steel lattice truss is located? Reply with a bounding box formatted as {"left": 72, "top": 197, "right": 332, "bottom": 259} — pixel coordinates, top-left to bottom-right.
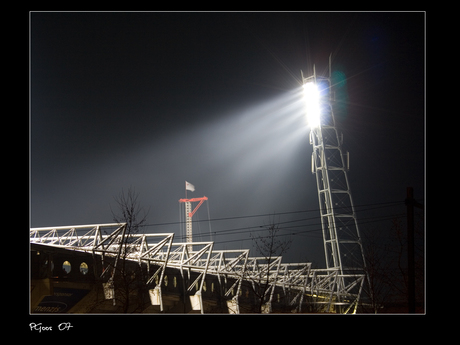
{"left": 301, "top": 61, "right": 369, "bottom": 308}
{"left": 30, "top": 223, "right": 364, "bottom": 313}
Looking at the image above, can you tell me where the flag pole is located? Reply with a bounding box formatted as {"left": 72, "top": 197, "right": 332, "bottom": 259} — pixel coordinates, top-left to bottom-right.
{"left": 185, "top": 181, "right": 187, "bottom": 199}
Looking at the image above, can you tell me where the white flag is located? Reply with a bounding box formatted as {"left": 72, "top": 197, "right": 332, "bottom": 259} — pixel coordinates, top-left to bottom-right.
{"left": 185, "top": 181, "right": 195, "bottom": 192}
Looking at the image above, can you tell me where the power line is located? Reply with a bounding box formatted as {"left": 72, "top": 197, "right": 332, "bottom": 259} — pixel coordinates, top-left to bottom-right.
{"left": 140, "top": 199, "right": 406, "bottom": 230}
{"left": 135, "top": 199, "right": 409, "bottom": 250}
{"left": 208, "top": 212, "right": 407, "bottom": 247}
{"left": 172, "top": 210, "right": 407, "bottom": 245}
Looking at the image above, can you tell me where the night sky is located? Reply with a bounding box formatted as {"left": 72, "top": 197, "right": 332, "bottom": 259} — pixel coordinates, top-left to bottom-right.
{"left": 30, "top": 12, "right": 424, "bottom": 265}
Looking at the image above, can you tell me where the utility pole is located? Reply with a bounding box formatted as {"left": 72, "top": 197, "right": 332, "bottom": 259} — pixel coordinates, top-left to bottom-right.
{"left": 405, "top": 187, "right": 423, "bottom": 313}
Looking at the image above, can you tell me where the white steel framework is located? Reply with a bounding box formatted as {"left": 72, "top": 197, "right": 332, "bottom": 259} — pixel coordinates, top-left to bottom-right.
{"left": 302, "top": 60, "right": 368, "bottom": 309}
{"left": 30, "top": 223, "right": 364, "bottom": 313}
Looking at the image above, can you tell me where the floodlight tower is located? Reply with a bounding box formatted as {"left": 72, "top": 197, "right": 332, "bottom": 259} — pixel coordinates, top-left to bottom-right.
{"left": 302, "top": 59, "right": 368, "bottom": 305}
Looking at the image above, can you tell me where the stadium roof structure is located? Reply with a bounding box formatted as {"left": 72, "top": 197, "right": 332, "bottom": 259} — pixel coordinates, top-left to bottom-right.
{"left": 30, "top": 223, "right": 365, "bottom": 313}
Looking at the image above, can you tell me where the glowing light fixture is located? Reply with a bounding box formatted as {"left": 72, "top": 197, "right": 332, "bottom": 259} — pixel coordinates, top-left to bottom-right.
{"left": 303, "top": 82, "right": 321, "bottom": 128}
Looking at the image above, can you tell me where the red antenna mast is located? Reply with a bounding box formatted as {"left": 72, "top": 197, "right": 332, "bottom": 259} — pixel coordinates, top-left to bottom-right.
{"left": 179, "top": 196, "right": 208, "bottom": 251}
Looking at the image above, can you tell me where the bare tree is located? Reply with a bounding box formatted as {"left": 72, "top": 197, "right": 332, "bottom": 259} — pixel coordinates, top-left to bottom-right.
{"left": 361, "top": 224, "right": 393, "bottom": 313}
{"left": 247, "top": 218, "right": 291, "bottom": 313}
{"left": 383, "top": 215, "right": 424, "bottom": 313}
{"left": 361, "top": 213, "right": 424, "bottom": 313}
{"left": 109, "top": 187, "right": 150, "bottom": 313}
{"left": 111, "top": 186, "right": 149, "bottom": 236}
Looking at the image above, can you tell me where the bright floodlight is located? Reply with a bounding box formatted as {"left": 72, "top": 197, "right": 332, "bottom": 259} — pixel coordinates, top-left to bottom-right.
{"left": 303, "top": 82, "right": 321, "bottom": 128}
